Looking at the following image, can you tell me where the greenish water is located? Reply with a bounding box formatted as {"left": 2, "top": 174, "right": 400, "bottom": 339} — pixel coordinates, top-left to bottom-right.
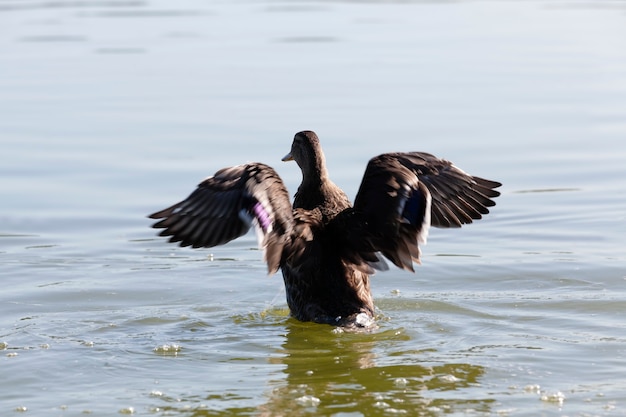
{"left": 2, "top": 1, "right": 626, "bottom": 416}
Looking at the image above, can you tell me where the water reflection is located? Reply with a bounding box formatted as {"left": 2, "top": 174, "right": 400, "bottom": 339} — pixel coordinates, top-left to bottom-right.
{"left": 259, "top": 321, "right": 492, "bottom": 416}
{"left": 146, "top": 319, "right": 491, "bottom": 415}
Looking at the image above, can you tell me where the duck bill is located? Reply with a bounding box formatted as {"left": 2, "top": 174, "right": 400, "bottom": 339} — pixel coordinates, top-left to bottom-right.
{"left": 281, "top": 152, "right": 294, "bottom": 162}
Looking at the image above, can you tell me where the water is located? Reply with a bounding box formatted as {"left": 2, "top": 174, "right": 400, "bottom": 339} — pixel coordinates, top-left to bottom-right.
{"left": 2, "top": 0, "right": 626, "bottom": 415}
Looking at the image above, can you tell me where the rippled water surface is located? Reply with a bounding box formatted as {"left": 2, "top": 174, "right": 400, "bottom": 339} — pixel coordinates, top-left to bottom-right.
{"left": 2, "top": 1, "right": 626, "bottom": 416}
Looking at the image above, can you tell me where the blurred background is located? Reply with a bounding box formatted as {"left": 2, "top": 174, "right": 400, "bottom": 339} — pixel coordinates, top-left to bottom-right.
{"left": 1, "top": 1, "right": 625, "bottom": 416}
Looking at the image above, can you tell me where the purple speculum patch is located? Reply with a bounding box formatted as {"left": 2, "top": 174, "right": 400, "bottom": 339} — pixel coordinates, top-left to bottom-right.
{"left": 252, "top": 202, "right": 271, "bottom": 231}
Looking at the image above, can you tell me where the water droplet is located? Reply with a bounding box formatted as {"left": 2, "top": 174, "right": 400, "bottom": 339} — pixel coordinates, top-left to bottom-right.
{"left": 394, "top": 377, "right": 408, "bottom": 388}
{"left": 153, "top": 344, "right": 181, "bottom": 355}
{"left": 373, "top": 401, "right": 390, "bottom": 409}
{"left": 355, "top": 312, "right": 375, "bottom": 328}
{"left": 524, "top": 384, "right": 540, "bottom": 394}
{"left": 386, "top": 408, "right": 408, "bottom": 414}
{"left": 540, "top": 391, "right": 565, "bottom": 406}
{"left": 438, "top": 374, "right": 459, "bottom": 383}
{"left": 295, "top": 395, "right": 320, "bottom": 407}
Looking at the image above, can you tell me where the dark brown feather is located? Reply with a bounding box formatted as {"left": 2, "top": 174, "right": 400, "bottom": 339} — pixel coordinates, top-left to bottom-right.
{"left": 149, "top": 130, "right": 501, "bottom": 327}
{"left": 149, "top": 163, "right": 293, "bottom": 274}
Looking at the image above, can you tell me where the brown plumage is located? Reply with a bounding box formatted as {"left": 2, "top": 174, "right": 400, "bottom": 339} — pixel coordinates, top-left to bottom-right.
{"left": 149, "top": 130, "right": 501, "bottom": 328}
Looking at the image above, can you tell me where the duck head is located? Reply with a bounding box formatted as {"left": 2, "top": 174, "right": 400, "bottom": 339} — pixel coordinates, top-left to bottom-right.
{"left": 282, "top": 130, "right": 329, "bottom": 184}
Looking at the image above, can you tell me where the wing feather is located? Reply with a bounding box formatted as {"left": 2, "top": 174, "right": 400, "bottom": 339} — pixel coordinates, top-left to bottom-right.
{"left": 149, "top": 163, "right": 294, "bottom": 274}
{"left": 341, "top": 152, "right": 500, "bottom": 271}
{"left": 393, "top": 153, "right": 501, "bottom": 228}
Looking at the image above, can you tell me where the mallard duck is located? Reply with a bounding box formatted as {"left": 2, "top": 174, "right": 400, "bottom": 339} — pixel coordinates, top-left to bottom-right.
{"left": 149, "top": 130, "right": 501, "bottom": 327}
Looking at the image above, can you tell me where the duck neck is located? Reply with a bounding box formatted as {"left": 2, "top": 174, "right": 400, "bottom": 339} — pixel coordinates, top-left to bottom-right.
{"left": 301, "top": 153, "right": 329, "bottom": 189}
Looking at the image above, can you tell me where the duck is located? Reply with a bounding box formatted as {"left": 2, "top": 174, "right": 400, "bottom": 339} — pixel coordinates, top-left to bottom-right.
{"left": 149, "top": 130, "right": 501, "bottom": 328}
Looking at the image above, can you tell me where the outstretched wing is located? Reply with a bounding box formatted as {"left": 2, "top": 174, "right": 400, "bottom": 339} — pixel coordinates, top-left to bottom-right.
{"left": 148, "top": 163, "right": 294, "bottom": 274}
{"left": 344, "top": 152, "right": 501, "bottom": 272}
{"left": 392, "top": 152, "right": 502, "bottom": 228}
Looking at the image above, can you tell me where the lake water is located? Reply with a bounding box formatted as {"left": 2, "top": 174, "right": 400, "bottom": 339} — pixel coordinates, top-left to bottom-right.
{"left": 2, "top": 0, "right": 626, "bottom": 416}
